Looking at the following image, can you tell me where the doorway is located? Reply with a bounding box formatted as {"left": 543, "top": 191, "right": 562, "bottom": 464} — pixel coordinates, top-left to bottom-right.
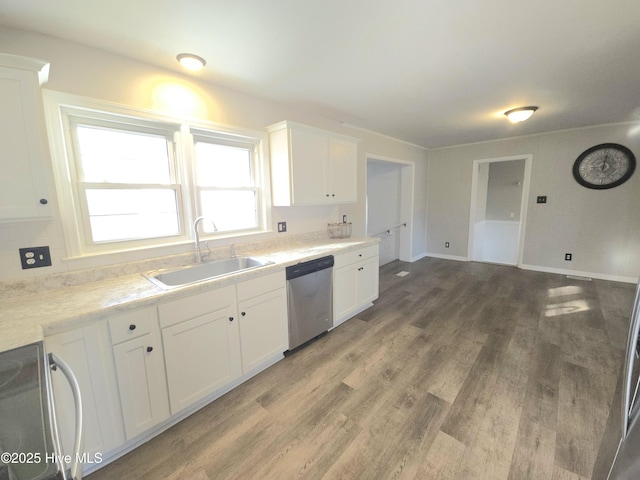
{"left": 468, "top": 155, "right": 532, "bottom": 266}
{"left": 366, "top": 156, "right": 414, "bottom": 266}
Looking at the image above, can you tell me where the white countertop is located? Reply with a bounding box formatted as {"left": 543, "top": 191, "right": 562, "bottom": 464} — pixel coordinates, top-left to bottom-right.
{"left": 0, "top": 237, "right": 378, "bottom": 353}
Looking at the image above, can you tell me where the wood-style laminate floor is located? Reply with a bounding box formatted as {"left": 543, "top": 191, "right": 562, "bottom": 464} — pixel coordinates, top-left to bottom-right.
{"left": 87, "top": 258, "right": 637, "bottom": 480}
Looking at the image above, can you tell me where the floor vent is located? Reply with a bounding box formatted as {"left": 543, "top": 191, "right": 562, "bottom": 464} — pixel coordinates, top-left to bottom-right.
{"left": 396, "top": 271, "right": 410, "bottom": 277}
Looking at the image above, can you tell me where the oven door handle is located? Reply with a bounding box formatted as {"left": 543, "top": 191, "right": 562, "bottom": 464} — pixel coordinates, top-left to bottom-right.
{"left": 49, "top": 353, "right": 84, "bottom": 480}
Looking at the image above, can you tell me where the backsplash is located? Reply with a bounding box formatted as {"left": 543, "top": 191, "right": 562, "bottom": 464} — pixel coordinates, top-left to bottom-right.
{"left": 0, "top": 231, "right": 328, "bottom": 299}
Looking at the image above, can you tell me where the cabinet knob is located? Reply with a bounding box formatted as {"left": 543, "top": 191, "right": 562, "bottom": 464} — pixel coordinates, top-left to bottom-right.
{"left": 129, "top": 324, "right": 136, "bottom": 331}
{"left": 358, "top": 267, "right": 364, "bottom": 271}
{"left": 228, "top": 316, "right": 234, "bottom": 322}
{"left": 39, "top": 198, "right": 48, "bottom": 205}
{"left": 241, "top": 311, "right": 246, "bottom": 316}
{"left": 326, "top": 194, "right": 330, "bottom": 197}
{"left": 146, "top": 346, "right": 153, "bottom": 353}
{"left": 332, "top": 194, "right": 335, "bottom": 197}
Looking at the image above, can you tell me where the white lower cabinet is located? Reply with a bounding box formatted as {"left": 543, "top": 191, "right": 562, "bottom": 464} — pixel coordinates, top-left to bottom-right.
{"left": 333, "top": 244, "right": 380, "bottom": 326}
{"left": 159, "top": 286, "right": 242, "bottom": 415}
{"left": 45, "top": 322, "right": 124, "bottom": 473}
{"left": 236, "top": 272, "right": 288, "bottom": 373}
{"left": 109, "top": 306, "right": 170, "bottom": 440}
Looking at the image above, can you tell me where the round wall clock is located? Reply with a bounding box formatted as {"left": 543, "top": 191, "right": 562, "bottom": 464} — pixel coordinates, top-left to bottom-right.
{"left": 572, "top": 143, "right": 636, "bottom": 189}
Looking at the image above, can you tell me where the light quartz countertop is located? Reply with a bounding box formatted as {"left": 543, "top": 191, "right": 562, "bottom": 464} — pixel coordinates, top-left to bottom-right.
{"left": 0, "top": 236, "right": 378, "bottom": 353}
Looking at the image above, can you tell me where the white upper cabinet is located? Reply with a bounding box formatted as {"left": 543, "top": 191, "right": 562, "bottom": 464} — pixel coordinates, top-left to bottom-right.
{"left": 267, "top": 121, "right": 358, "bottom": 206}
{"left": 0, "top": 54, "right": 52, "bottom": 221}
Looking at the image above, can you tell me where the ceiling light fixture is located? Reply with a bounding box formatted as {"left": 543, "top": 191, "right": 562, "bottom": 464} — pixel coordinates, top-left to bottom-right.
{"left": 176, "top": 53, "right": 206, "bottom": 71}
{"left": 504, "top": 106, "right": 538, "bottom": 123}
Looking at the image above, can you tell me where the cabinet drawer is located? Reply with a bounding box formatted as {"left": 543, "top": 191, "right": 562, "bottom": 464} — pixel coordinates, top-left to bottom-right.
{"left": 333, "top": 244, "right": 379, "bottom": 269}
{"left": 236, "top": 271, "right": 286, "bottom": 302}
{"left": 108, "top": 306, "right": 156, "bottom": 345}
{"left": 158, "top": 285, "right": 235, "bottom": 328}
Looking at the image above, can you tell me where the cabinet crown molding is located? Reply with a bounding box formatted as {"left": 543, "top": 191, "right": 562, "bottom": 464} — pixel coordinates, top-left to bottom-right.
{"left": 0, "top": 53, "right": 50, "bottom": 85}
{"left": 266, "top": 120, "right": 360, "bottom": 144}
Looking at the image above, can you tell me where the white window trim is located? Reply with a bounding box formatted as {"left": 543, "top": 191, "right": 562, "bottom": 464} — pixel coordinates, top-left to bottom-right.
{"left": 43, "top": 90, "right": 272, "bottom": 260}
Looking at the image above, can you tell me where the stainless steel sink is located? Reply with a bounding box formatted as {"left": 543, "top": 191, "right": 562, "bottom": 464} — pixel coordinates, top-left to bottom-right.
{"left": 144, "top": 256, "right": 273, "bottom": 289}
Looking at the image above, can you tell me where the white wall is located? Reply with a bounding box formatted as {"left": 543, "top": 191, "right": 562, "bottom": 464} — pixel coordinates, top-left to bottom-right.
{"left": 427, "top": 124, "right": 640, "bottom": 282}
{"left": 0, "top": 28, "right": 428, "bottom": 282}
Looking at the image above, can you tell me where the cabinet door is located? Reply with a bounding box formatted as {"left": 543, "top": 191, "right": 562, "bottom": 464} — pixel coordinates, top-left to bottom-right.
{"left": 357, "top": 256, "right": 380, "bottom": 305}
{"left": 46, "top": 324, "right": 124, "bottom": 465}
{"left": 328, "top": 139, "right": 357, "bottom": 204}
{"left": 238, "top": 288, "right": 288, "bottom": 373}
{"left": 162, "top": 309, "right": 242, "bottom": 414}
{"left": 112, "top": 331, "right": 170, "bottom": 439}
{"left": 334, "top": 264, "right": 359, "bottom": 323}
{"left": 290, "top": 129, "right": 329, "bottom": 204}
{"left": 0, "top": 63, "right": 51, "bottom": 221}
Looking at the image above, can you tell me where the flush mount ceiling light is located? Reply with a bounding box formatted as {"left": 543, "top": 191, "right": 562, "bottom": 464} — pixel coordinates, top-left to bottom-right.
{"left": 504, "top": 106, "right": 538, "bottom": 123}
{"left": 176, "top": 53, "right": 206, "bottom": 71}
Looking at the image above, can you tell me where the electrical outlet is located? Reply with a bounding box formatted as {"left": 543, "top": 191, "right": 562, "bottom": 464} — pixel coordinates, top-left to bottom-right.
{"left": 537, "top": 196, "right": 547, "bottom": 204}
{"left": 277, "top": 221, "right": 287, "bottom": 233}
{"left": 19, "top": 246, "right": 52, "bottom": 269}
{"left": 445, "top": 242, "right": 450, "bottom": 248}
{"left": 565, "top": 253, "right": 572, "bottom": 261}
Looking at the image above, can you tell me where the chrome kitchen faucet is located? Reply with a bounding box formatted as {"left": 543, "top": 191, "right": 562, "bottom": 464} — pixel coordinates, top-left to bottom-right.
{"left": 193, "top": 216, "right": 217, "bottom": 263}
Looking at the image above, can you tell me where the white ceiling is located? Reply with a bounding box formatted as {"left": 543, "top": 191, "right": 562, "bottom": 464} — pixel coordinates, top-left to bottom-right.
{"left": 1, "top": 0, "right": 639, "bottom": 148}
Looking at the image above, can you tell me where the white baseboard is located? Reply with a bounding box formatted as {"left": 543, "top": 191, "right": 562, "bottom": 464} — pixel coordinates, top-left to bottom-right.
{"left": 519, "top": 263, "right": 638, "bottom": 284}
{"left": 424, "top": 252, "right": 469, "bottom": 262}
{"left": 414, "top": 255, "right": 637, "bottom": 284}
{"left": 409, "top": 252, "right": 429, "bottom": 262}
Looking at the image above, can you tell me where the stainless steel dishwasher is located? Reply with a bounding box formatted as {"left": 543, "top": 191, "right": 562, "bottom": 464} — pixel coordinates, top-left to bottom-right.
{"left": 286, "top": 255, "right": 334, "bottom": 350}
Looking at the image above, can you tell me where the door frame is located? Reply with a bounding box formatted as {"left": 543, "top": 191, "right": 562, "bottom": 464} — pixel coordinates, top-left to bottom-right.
{"left": 365, "top": 154, "right": 414, "bottom": 262}
{"left": 467, "top": 154, "right": 533, "bottom": 266}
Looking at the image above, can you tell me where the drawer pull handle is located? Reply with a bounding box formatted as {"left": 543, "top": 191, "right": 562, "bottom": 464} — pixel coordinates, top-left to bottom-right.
{"left": 146, "top": 346, "right": 153, "bottom": 353}
{"left": 228, "top": 316, "right": 234, "bottom": 321}
{"left": 129, "top": 324, "right": 136, "bottom": 331}
{"left": 39, "top": 198, "right": 48, "bottom": 205}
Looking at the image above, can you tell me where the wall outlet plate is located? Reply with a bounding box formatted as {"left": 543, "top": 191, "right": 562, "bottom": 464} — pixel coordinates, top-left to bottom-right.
{"left": 277, "top": 221, "right": 287, "bottom": 233}
{"left": 19, "top": 246, "right": 52, "bottom": 269}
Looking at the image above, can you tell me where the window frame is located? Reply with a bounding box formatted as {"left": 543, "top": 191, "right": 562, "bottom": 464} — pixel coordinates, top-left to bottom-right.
{"left": 69, "top": 116, "right": 185, "bottom": 248}
{"left": 43, "top": 91, "right": 271, "bottom": 260}
{"left": 191, "top": 129, "right": 262, "bottom": 235}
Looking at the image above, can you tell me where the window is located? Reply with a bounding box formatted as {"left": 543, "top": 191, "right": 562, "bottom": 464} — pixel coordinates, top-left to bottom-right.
{"left": 71, "top": 123, "right": 181, "bottom": 244}
{"left": 194, "top": 136, "right": 259, "bottom": 233}
{"left": 48, "top": 95, "right": 268, "bottom": 257}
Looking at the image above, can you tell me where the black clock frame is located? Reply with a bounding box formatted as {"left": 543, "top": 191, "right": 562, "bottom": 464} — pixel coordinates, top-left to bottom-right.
{"left": 572, "top": 143, "right": 636, "bottom": 190}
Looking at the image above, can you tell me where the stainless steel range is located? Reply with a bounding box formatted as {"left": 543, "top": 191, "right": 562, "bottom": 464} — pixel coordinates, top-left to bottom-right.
{"left": 0, "top": 342, "right": 83, "bottom": 480}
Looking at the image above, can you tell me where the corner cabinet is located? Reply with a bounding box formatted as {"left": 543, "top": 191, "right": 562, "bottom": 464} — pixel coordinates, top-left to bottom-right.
{"left": 333, "top": 244, "right": 380, "bottom": 327}
{"left": 0, "top": 54, "right": 53, "bottom": 221}
{"left": 267, "top": 121, "right": 358, "bottom": 206}
{"left": 45, "top": 322, "right": 125, "bottom": 474}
